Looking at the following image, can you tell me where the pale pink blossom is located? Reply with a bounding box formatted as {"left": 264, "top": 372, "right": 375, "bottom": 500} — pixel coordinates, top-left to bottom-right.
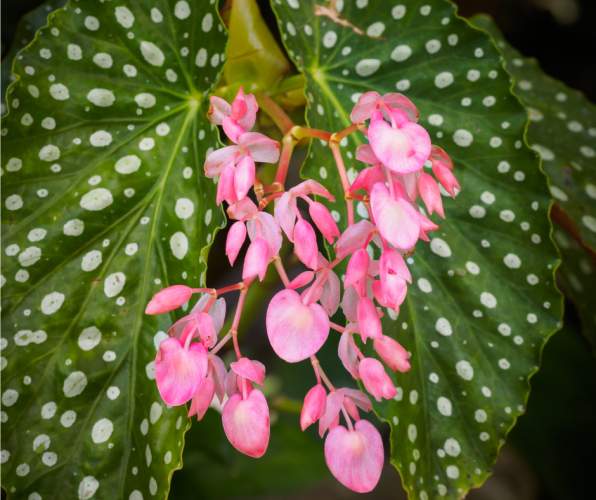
{"left": 350, "top": 91, "right": 419, "bottom": 124}
{"left": 208, "top": 87, "right": 258, "bottom": 142}
{"left": 222, "top": 389, "right": 270, "bottom": 458}
{"left": 324, "top": 419, "right": 384, "bottom": 493}
{"left": 266, "top": 289, "right": 329, "bottom": 362}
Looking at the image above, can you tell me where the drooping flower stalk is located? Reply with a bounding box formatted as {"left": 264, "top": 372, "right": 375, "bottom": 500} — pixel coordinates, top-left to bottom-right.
{"left": 145, "top": 87, "right": 460, "bottom": 493}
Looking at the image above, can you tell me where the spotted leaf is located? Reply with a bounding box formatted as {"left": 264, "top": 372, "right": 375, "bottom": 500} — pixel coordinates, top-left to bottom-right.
{"left": 1, "top": 1, "right": 226, "bottom": 498}
{"left": 470, "top": 14, "right": 596, "bottom": 346}
{"left": 271, "top": 0, "right": 562, "bottom": 498}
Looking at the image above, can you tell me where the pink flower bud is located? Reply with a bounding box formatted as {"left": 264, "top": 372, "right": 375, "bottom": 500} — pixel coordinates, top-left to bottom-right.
{"left": 359, "top": 357, "right": 397, "bottom": 401}
{"left": 242, "top": 237, "right": 269, "bottom": 281}
{"left": 300, "top": 384, "right": 327, "bottom": 431}
{"left": 373, "top": 335, "right": 411, "bottom": 373}
{"left": 432, "top": 162, "right": 460, "bottom": 198}
{"left": 293, "top": 219, "right": 319, "bottom": 269}
{"left": 324, "top": 420, "right": 384, "bottom": 493}
{"left": 288, "top": 271, "right": 315, "bottom": 289}
{"left": 345, "top": 249, "right": 370, "bottom": 295}
{"left": 418, "top": 172, "right": 445, "bottom": 218}
{"left": 145, "top": 285, "right": 193, "bottom": 315}
{"left": 226, "top": 221, "right": 247, "bottom": 266}
{"left": 197, "top": 312, "right": 217, "bottom": 348}
{"left": 338, "top": 331, "right": 360, "bottom": 380}
{"left": 216, "top": 163, "right": 237, "bottom": 205}
{"left": 222, "top": 389, "right": 270, "bottom": 458}
{"left": 155, "top": 337, "right": 207, "bottom": 406}
{"left": 357, "top": 296, "right": 382, "bottom": 341}
{"left": 309, "top": 201, "right": 340, "bottom": 244}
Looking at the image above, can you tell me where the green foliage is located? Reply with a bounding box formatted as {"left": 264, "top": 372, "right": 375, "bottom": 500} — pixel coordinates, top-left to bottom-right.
{"left": 1, "top": 1, "right": 226, "bottom": 498}
{"left": 271, "top": 0, "right": 562, "bottom": 498}
{"left": 470, "top": 14, "right": 596, "bottom": 345}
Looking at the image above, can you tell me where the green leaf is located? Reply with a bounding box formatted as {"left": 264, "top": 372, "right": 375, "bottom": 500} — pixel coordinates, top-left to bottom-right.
{"left": 469, "top": 14, "right": 596, "bottom": 346}
{"left": 1, "top": 0, "right": 67, "bottom": 103}
{"left": 1, "top": 1, "right": 226, "bottom": 498}
{"left": 271, "top": 0, "right": 562, "bottom": 498}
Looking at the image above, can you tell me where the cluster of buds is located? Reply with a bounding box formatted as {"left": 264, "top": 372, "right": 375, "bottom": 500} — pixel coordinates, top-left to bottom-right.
{"left": 145, "top": 88, "right": 460, "bottom": 493}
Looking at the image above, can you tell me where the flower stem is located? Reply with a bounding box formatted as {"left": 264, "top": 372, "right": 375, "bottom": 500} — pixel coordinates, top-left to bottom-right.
{"left": 256, "top": 93, "right": 294, "bottom": 134}
{"left": 329, "top": 140, "right": 354, "bottom": 225}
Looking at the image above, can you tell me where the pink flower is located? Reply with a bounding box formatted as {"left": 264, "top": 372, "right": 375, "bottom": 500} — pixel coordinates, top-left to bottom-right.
{"left": 155, "top": 337, "right": 208, "bottom": 406}
{"left": 370, "top": 183, "right": 420, "bottom": 251}
{"left": 345, "top": 249, "right": 370, "bottom": 296}
{"left": 359, "top": 357, "right": 397, "bottom": 401}
{"left": 373, "top": 336, "right": 411, "bottom": 373}
{"left": 300, "top": 384, "right": 327, "bottom": 431}
{"left": 204, "top": 132, "right": 280, "bottom": 204}
{"left": 266, "top": 289, "right": 329, "bottom": 362}
{"left": 222, "top": 389, "right": 270, "bottom": 458}
{"left": 145, "top": 285, "right": 193, "bottom": 315}
{"left": 368, "top": 109, "right": 430, "bottom": 174}
{"left": 324, "top": 419, "right": 384, "bottom": 493}
{"left": 208, "top": 87, "right": 258, "bottom": 142}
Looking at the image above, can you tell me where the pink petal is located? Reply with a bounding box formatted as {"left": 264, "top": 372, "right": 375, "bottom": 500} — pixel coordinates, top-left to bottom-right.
{"left": 418, "top": 172, "right": 445, "bottom": 218}
{"left": 274, "top": 191, "right": 298, "bottom": 240}
{"left": 341, "top": 288, "right": 359, "bottom": 323}
{"left": 230, "top": 357, "right": 266, "bottom": 385}
{"left": 197, "top": 312, "right": 217, "bottom": 348}
{"left": 319, "top": 270, "right": 340, "bottom": 316}
{"left": 145, "top": 285, "right": 193, "bottom": 315}
{"left": 357, "top": 296, "right": 382, "bottom": 342}
{"left": 216, "top": 163, "right": 237, "bottom": 205}
{"left": 345, "top": 249, "right": 370, "bottom": 295}
{"left": 238, "top": 132, "right": 280, "bottom": 163}
{"left": 247, "top": 212, "right": 282, "bottom": 257}
{"left": 155, "top": 338, "right": 207, "bottom": 406}
{"left": 309, "top": 201, "right": 340, "bottom": 244}
{"left": 430, "top": 144, "right": 453, "bottom": 170}
{"left": 324, "top": 420, "right": 384, "bottom": 493}
{"left": 370, "top": 183, "right": 420, "bottom": 251}
{"left": 222, "top": 389, "right": 270, "bottom": 458}
{"left": 223, "top": 116, "right": 245, "bottom": 143}
{"left": 242, "top": 237, "right": 270, "bottom": 281}
{"left": 209, "top": 355, "right": 227, "bottom": 403}
{"left": 350, "top": 165, "right": 384, "bottom": 193}
{"left": 226, "top": 221, "right": 247, "bottom": 266}
{"left": 382, "top": 93, "right": 419, "bottom": 122}
{"left": 355, "top": 144, "right": 381, "bottom": 166}
{"left": 233, "top": 154, "right": 255, "bottom": 200}
{"left": 359, "top": 357, "right": 397, "bottom": 401}
{"left": 319, "top": 390, "right": 344, "bottom": 437}
{"left": 350, "top": 91, "right": 381, "bottom": 123}
{"left": 293, "top": 219, "right": 319, "bottom": 269}
{"left": 341, "top": 388, "right": 372, "bottom": 413}
{"left": 335, "top": 220, "right": 375, "bottom": 260}
{"left": 235, "top": 91, "right": 258, "bottom": 131}
{"left": 338, "top": 332, "right": 360, "bottom": 380}
{"left": 373, "top": 336, "right": 411, "bottom": 373}
{"left": 288, "top": 271, "right": 315, "bottom": 289}
{"left": 207, "top": 95, "right": 231, "bottom": 125}
{"left": 188, "top": 375, "right": 215, "bottom": 420}
{"left": 266, "top": 289, "right": 330, "bottom": 363}
{"left": 380, "top": 248, "right": 411, "bottom": 283}
{"left": 432, "top": 162, "right": 460, "bottom": 198}
{"left": 204, "top": 145, "right": 238, "bottom": 178}
{"left": 300, "top": 384, "right": 327, "bottom": 431}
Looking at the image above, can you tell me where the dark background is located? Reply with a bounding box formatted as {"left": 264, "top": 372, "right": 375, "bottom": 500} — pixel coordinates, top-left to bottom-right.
{"left": 2, "top": 1, "right": 595, "bottom": 499}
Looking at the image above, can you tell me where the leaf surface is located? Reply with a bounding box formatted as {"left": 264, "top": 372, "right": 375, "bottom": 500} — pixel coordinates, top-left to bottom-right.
{"left": 271, "top": 1, "right": 562, "bottom": 497}
{"left": 1, "top": 1, "right": 226, "bottom": 498}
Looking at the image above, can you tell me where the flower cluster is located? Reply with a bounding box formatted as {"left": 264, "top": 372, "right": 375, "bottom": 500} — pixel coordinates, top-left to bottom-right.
{"left": 146, "top": 88, "right": 459, "bottom": 493}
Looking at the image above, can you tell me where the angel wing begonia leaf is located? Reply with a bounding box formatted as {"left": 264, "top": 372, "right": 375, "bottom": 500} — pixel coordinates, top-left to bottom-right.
{"left": 1, "top": 1, "right": 226, "bottom": 498}
{"left": 271, "top": 1, "right": 563, "bottom": 498}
